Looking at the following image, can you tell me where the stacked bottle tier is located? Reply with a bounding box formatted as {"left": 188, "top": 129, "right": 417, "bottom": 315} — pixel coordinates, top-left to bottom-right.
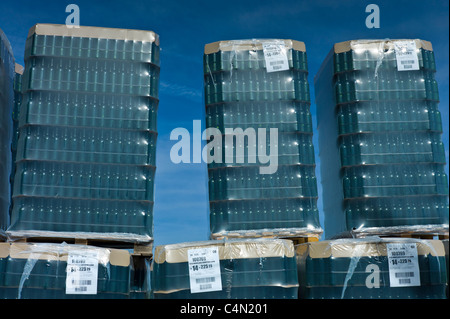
{"left": 204, "top": 69, "right": 310, "bottom": 105}
{"left": 152, "top": 256, "right": 298, "bottom": 299}
{"left": 0, "top": 251, "right": 131, "bottom": 299}
{"left": 210, "top": 197, "right": 319, "bottom": 234}
{"left": 13, "top": 160, "right": 155, "bottom": 200}
{"left": 337, "top": 100, "right": 442, "bottom": 135}
{"left": 345, "top": 196, "right": 449, "bottom": 229}
{"left": 16, "top": 125, "right": 157, "bottom": 165}
{"left": 19, "top": 91, "right": 158, "bottom": 130}
{"left": 334, "top": 47, "right": 436, "bottom": 73}
{"left": 208, "top": 165, "right": 317, "bottom": 201}
{"left": 11, "top": 160, "right": 155, "bottom": 236}
{"left": 339, "top": 131, "right": 446, "bottom": 166}
{"left": 23, "top": 56, "right": 159, "bottom": 97}
{"left": 206, "top": 101, "right": 313, "bottom": 133}
{"left": 298, "top": 254, "right": 446, "bottom": 299}
{"left": 10, "top": 196, "right": 153, "bottom": 235}
{"left": 206, "top": 132, "right": 315, "bottom": 168}
{"left": 204, "top": 48, "right": 307, "bottom": 73}
{"left": 26, "top": 33, "right": 160, "bottom": 65}
{"left": 342, "top": 163, "right": 447, "bottom": 198}
{"left": 334, "top": 69, "right": 439, "bottom": 104}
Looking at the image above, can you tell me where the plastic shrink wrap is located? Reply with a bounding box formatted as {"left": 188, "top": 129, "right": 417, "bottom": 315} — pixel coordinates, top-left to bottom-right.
{"left": 314, "top": 39, "right": 449, "bottom": 238}
{"left": 296, "top": 237, "right": 447, "bottom": 299}
{"left": 204, "top": 39, "right": 322, "bottom": 239}
{"left": 7, "top": 24, "right": 160, "bottom": 243}
{"left": 0, "top": 242, "right": 132, "bottom": 299}
{"left": 151, "top": 238, "right": 298, "bottom": 299}
{"left": 0, "top": 28, "right": 15, "bottom": 238}
{"left": 10, "top": 64, "right": 24, "bottom": 216}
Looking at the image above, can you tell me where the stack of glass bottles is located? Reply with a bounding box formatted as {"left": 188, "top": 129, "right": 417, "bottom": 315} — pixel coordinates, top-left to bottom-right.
{"left": 296, "top": 238, "right": 447, "bottom": 299}
{"left": 151, "top": 238, "right": 298, "bottom": 299}
{"left": 7, "top": 24, "right": 160, "bottom": 243}
{"left": 0, "top": 28, "right": 15, "bottom": 236}
{"left": 204, "top": 39, "right": 322, "bottom": 239}
{"left": 0, "top": 242, "right": 132, "bottom": 299}
{"left": 10, "top": 64, "right": 23, "bottom": 212}
{"left": 315, "top": 39, "right": 449, "bottom": 237}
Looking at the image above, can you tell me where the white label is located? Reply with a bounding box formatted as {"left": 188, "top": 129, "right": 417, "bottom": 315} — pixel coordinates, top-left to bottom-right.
{"left": 188, "top": 247, "right": 222, "bottom": 293}
{"left": 263, "top": 42, "right": 289, "bottom": 73}
{"left": 394, "top": 41, "right": 420, "bottom": 71}
{"left": 387, "top": 243, "right": 420, "bottom": 287}
{"left": 66, "top": 250, "right": 99, "bottom": 294}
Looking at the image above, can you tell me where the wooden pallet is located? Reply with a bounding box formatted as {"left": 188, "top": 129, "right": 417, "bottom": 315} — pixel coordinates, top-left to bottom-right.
{"left": 283, "top": 236, "right": 319, "bottom": 245}
{"left": 355, "top": 232, "right": 449, "bottom": 241}
{"left": 382, "top": 233, "right": 448, "bottom": 240}
{"left": 211, "top": 230, "right": 321, "bottom": 243}
{"left": 352, "top": 225, "right": 449, "bottom": 240}
{"left": 10, "top": 236, "right": 153, "bottom": 256}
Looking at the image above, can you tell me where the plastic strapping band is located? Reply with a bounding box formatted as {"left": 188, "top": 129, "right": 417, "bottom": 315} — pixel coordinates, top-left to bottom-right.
{"left": 340, "top": 243, "right": 363, "bottom": 299}
{"left": 220, "top": 238, "right": 232, "bottom": 299}
{"left": 16, "top": 242, "right": 67, "bottom": 299}
{"left": 206, "top": 55, "right": 216, "bottom": 89}
{"left": 18, "top": 254, "right": 39, "bottom": 299}
{"left": 374, "top": 40, "right": 389, "bottom": 79}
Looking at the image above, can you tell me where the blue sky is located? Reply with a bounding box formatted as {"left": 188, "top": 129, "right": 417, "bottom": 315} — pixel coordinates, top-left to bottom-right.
{"left": 0, "top": 0, "right": 448, "bottom": 246}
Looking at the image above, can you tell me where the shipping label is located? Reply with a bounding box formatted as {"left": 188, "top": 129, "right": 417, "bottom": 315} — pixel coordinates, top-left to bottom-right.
{"left": 66, "top": 250, "right": 99, "bottom": 294}
{"left": 188, "top": 247, "right": 222, "bottom": 293}
{"left": 387, "top": 243, "right": 421, "bottom": 287}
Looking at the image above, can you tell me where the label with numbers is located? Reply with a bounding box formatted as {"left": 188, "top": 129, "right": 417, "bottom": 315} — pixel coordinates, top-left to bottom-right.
{"left": 386, "top": 243, "right": 420, "bottom": 287}
{"left": 394, "top": 41, "right": 420, "bottom": 71}
{"left": 66, "top": 250, "right": 99, "bottom": 294}
{"left": 263, "top": 42, "right": 289, "bottom": 73}
{"left": 187, "top": 247, "right": 222, "bottom": 293}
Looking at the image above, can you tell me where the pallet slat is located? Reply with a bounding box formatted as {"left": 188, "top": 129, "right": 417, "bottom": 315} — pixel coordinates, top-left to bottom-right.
{"left": 11, "top": 236, "right": 153, "bottom": 256}
{"left": 355, "top": 233, "right": 449, "bottom": 241}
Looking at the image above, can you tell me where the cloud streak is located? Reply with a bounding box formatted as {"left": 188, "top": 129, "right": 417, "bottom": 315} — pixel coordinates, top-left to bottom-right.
{"left": 159, "top": 81, "right": 202, "bottom": 102}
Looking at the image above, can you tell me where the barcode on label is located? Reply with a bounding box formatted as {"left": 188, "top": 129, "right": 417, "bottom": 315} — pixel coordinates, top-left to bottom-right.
{"left": 387, "top": 243, "right": 420, "bottom": 287}
{"left": 72, "top": 280, "right": 92, "bottom": 285}
{"left": 395, "top": 42, "right": 419, "bottom": 71}
{"left": 395, "top": 272, "right": 415, "bottom": 278}
{"left": 195, "top": 277, "right": 216, "bottom": 284}
{"left": 270, "top": 60, "right": 285, "bottom": 66}
{"left": 200, "top": 284, "right": 212, "bottom": 290}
